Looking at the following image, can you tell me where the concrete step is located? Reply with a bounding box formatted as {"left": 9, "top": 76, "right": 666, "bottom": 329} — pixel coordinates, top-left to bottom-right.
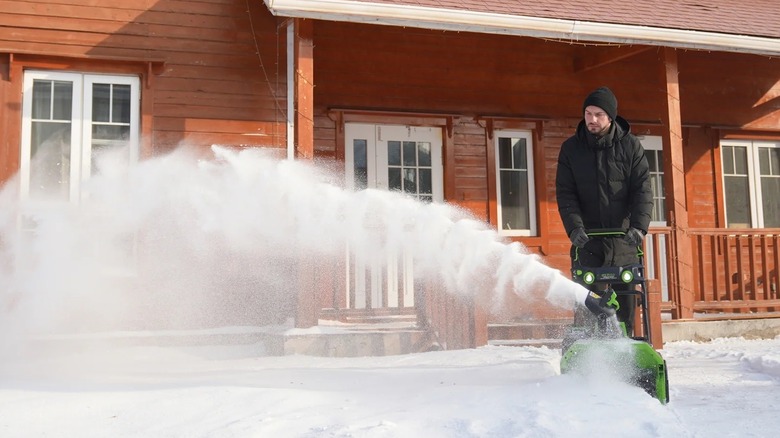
{"left": 489, "top": 320, "right": 569, "bottom": 339}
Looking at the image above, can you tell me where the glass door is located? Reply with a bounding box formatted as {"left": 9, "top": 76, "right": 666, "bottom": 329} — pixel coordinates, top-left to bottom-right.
{"left": 344, "top": 123, "right": 443, "bottom": 310}
{"left": 20, "top": 71, "right": 141, "bottom": 274}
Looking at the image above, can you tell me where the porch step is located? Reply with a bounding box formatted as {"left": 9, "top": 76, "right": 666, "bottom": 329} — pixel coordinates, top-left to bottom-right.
{"left": 280, "top": 323, "right": 433, "bottom": 357}
{"left": 28, "top": 322, "right": 435, "bottom": 358}
{"left": 488, "top": 319, "right": 570, "bottom": 349}
{"left": 319, "top": 308, "right": 419, "bottom": 325}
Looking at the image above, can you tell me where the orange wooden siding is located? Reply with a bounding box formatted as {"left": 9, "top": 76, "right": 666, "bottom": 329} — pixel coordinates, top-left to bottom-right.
{"left": 0, "top": 0, "right": 288, "bottom": 175}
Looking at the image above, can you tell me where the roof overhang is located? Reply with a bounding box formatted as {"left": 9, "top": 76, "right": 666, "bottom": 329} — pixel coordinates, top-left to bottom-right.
{"left": 264, "top": 0, "right": 780, "bottom": 57}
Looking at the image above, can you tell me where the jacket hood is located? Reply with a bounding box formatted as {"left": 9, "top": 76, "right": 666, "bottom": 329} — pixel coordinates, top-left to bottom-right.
{"left": 575, "top": 116, "right": 632, "bottom": 147}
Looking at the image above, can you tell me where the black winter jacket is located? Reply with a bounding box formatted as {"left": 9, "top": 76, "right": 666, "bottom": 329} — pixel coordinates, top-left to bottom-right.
{"left": 556, "top": 116, "right": 653, "bottom": 267}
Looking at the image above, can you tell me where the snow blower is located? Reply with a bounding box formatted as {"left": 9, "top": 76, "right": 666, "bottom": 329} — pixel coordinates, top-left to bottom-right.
{"left": 560, "top": 229, "right": 669, "bottom": 404}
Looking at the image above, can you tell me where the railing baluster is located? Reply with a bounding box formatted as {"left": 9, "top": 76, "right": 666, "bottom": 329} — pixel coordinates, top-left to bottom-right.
{"left": 710, "top": 234, "right": 719, "bottom": 303}
{"left": 724, "top": 235, "right": 732, "bottom": 303}
{"left": 736, "top": 236, "right": 745, "bottom": 306}
{"left": 749, "top": 235, "right": 758, "bottom": 304}
{"left": 760, "top": 235, "right": 768, "bottom": 301}
{"left": 769, "top": 234, "right": 780, "bottom": 300}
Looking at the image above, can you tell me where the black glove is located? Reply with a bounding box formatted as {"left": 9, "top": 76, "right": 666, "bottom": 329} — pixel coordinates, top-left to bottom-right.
{"left": 569, "top": 227, "right": 589, "bottom": 248}
{"left": 584, "top": 289, "right": 619, "bottom": 316}
{"left": 624, "top": 227, "right": 645, "bottom": 247}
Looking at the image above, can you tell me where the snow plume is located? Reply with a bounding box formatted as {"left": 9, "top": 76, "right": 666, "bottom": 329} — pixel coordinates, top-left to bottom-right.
{"left": 0, "top": 146, "right": 586, "bottom": 341}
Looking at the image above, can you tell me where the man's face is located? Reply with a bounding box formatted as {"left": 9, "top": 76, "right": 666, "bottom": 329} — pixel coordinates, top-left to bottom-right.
{"left": 584, "top": 105, "right": 611, "bottom": 135}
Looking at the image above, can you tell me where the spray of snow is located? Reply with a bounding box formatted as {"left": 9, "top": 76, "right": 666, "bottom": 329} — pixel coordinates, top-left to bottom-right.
{"left": 0, "top": 146, "right": 588, "bottom": 345}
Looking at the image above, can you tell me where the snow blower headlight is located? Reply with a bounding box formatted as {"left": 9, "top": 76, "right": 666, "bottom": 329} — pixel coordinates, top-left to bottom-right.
{"left": 621, "top": 269, "right": 634, "bottom": 283}
{"left": 582, "top": 271, "right": 596, "bottom": 285}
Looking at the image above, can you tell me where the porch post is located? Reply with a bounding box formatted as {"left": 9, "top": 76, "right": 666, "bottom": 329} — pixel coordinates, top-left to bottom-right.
{"left": 294, "top": 18, "right": 314, "bottom": 160}
{"left": 659, "top": 47, "right": 695, "bottom": 320}
{"left": 293, "top": 18, "right": 317, "bottom": 328}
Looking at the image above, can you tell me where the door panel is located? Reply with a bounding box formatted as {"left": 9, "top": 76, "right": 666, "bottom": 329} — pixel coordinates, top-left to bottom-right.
{"left": 344, "top": 123, "right": 443, "bottom": 310}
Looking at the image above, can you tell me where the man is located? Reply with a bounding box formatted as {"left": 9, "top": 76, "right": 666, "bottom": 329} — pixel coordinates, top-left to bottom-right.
{"left": 555, "top": 86, "right": 653, "bottom": 334}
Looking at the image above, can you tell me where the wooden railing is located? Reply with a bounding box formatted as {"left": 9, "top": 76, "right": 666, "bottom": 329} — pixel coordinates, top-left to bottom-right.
{"left": 646, "top": 227, "right": 780, "bottom": 320}
{"left": 418, "top": 276, "right": 483, "bottom": 350}
{"left": 688, "top": 228, "right": 780, "bottom": 316}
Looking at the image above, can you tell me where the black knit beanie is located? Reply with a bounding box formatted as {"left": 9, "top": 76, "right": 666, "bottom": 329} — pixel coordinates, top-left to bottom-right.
{"left": 583, "top": 86, "right": 618, "bottom": 120}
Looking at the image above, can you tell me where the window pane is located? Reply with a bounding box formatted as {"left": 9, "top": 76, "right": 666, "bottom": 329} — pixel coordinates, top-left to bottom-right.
{"left": 418, "top": 142, "right": 431, "bottom": 167}
{"left": 761, "top": 177, "right": 780, "bottom": 227}
{"left": 722, "top": 147, "right": 734, "bottom": 174}
{"left": 92, "top": 83, "right": 111, "bottom": 123}
{"left": 388, "top": 168, "right": 401, "bottom": 191}
{"left": 388, "top": 141, "right": 401, "bottom": 166}
{"left": 29, "top": 122, "right": 71, "bottom": 200}
{"left": 419, "top": 168, "right": 432, "bottom": 195}
{"left": 513, "top": 138, "right": 527, "bottom": 170}
{"left": 498, "top": 138, "right": 512, "bottom": 169}
{"left": 353, "top": 139, "right": 367, "bottom": 190}
{"left": 403, "top": 168, "right": 417, "bottom": 194}
{"left": 654, "top": 198, "right": 666, "bottom": 223}
{"left": 724, "top": 175, "right": 750, "bottom": 227}
{"left": 112, "top": 84, "right": 132, "bottom": 124}
{"left": 403, "top": 141, "right": 416, "bottom": 166}
{"left": 656, "top": 151, "right": 664, "bottom": 171}
{"left": 758, "top": 147, "right": 780, "bottom": 176}
{"left": 645, "top": 150, "right": 657, "bottom": 172}
{"left": 651, "top": 174, "right": 666, "bottom": 222}
{"left": 32, "top": 80, "right": 52, "bottom": 119}
{"left": 52, "top": 81, "right": 73, "bottom": 120}
{"left": 733, "top": 146, "right": 748, "bottom": 174}
{"left": 499, "top": 170, "right": 529, "bottom": 230}
{"left": 92, "top": 124, "right": 130, "bottom": 141}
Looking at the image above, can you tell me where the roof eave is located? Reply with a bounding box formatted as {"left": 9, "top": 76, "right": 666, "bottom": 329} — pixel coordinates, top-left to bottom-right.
{"left": 264, "top": 0, "right": 780, "bottom": 57}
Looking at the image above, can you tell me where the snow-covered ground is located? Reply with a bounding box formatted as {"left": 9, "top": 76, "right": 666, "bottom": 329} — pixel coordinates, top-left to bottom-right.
{"left": 1, "top": 335, "right": 778, "bottom": 438}
{"left": 1, "top": 148, "right": 778, "bottom": 437}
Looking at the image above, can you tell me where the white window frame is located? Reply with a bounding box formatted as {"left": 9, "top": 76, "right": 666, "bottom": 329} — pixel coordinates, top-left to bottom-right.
{"left": 494, "top": 129, "right": 536, "bottom": 236}
{"left": 345, "top": 123, "right": 444, "bottom": 202}
{"left": 720, "top": 139, "right": 780, "bottom": 228}
{"left": 19, "top": 71, "right": 141, "bottom": 276}
{"left": 639, "top": 135, "right": 667, "bottom": 226}
{"left": 20, "top": 71, "right": 141, "bottom": 205}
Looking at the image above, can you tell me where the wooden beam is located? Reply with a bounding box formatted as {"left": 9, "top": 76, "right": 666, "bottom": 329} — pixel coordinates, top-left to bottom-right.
{"left": 659, "top": 47, "right": 695, "bottom": 320}
{"left": 294, "top": 18, "right": 314, "bottom": 160}
{"left": 574, "top": 46, "right": 652, "bottom": 73}
{"left": 293, "top": 18, "right": 317, "bottom": 329}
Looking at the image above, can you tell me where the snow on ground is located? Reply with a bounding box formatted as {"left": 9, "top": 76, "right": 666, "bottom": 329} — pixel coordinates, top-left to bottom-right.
{"left": 0, "top": 149, "right": 777, "bottom": 437}
{"left": 1, "top": 334, "right": 778, "bottom": 438}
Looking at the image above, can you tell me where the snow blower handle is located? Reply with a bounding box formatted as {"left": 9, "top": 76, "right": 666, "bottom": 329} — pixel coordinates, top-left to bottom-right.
{"left": 585, "top": 227, "right": 645, "bottom": 248}
{"left": 583, "top": 228, "right": 626, "bottom": 239}
{"left": 584, "top": 289, "right": 620, "bottom": 317}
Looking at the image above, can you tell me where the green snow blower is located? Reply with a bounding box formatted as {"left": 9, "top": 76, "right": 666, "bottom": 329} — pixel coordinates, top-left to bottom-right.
{"left": 560, "top": 229, "right": 669, "bottom": 404}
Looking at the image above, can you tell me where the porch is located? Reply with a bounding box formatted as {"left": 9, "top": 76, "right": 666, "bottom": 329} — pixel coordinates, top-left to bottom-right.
{"left": 292, "top": 227, "right": 780, "bottom": 355}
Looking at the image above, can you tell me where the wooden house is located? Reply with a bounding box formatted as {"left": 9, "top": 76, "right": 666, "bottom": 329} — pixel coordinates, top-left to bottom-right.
{"left": 2, "top": 0, "right": 780, "bottom": 354}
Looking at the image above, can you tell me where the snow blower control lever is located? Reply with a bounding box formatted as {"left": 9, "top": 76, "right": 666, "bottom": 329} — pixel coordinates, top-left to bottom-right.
{"left": 584, "top": 289, "right": 619, "bottom": 317}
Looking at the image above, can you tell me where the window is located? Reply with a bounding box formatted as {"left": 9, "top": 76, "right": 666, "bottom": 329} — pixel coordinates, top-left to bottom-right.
{"left": 640, "top": 136, "right": 667, "bottom": 224}
{"left": 721, "top": 140, "right": 780, "bottom": 228}
{"left": 20, "top": 71, "right": 140, "bottom": 204}
{"left": 345, "top": 123, "right": 443, "bottom": 203}
{"left": 494, "top": 130, "right": 536, "bottom": 236}
{"left": 19, "top": 71, "right": 141, "bottom": 274}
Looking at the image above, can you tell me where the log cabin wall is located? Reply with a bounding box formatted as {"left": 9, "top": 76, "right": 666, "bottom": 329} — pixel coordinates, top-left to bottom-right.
{"left": 3, "top": 2, "right": 780, "bottom": 325}
{"left": 0, "top": 0, "right": 287, "bottom": 185}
